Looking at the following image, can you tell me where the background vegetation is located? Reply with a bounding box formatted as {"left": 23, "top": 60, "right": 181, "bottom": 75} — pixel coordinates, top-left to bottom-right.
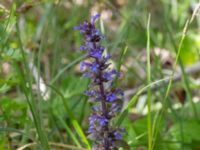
{"left": 0, "top": 0, "right": 200, "bottom": 149}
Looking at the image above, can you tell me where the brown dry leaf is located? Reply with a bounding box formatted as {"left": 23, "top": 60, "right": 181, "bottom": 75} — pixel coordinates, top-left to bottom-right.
{"left": 174, "top": 88, "right": 186, "bottom": 105}
{"left": 16, "top": 3, "right": 33, "bottom": 14}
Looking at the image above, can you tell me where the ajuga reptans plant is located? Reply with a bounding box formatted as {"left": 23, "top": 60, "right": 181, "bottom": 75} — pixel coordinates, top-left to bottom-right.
{"left": 75, "top": 14, "right": 124, "bottom": 150}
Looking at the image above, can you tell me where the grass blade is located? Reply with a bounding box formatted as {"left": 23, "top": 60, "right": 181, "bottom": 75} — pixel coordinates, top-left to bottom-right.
{"left": 16, "top": 22, "right": 50, "bottom": 150}
{"left": 47, "top": 84, "right": 91, "bottom": 149}
{"left": 116, "top": 78, "right": 168, "bottom": 126}
{"left": 146, "top": 14, "right": 152, "bottom": 150}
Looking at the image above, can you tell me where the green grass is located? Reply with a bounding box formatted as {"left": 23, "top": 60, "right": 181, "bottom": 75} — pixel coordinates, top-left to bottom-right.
{"left": 1, "top": 0, "right": 200, "bottom": 150}
{"left": 146, "top": 14, "right": 152, "bottom": 150}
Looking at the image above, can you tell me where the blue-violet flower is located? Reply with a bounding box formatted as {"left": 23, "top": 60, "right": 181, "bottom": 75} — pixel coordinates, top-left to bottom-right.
{"left": 75, "top": 14, "right": 124, "bottom": 150}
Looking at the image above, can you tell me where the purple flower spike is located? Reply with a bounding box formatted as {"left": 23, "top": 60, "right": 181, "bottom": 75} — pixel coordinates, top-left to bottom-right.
{"left": 75, "top": 14, "right": 124, "bottom": 149}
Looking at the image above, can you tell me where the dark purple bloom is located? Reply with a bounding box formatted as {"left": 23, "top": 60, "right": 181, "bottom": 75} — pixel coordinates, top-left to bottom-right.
{"left": 103, "top": 69, "right": 120, "bottom": 81}
{"left": 75, "top": 14, "right": 124, "bottom": 150}
{"left": 80, "top": 62, "right": 91, "bottom": 71}
{"left": 89, "top": 115, "right": 98, "bottom": 124}
{"left": 80, "top": 45, "right": 87, "bottom": 51}
{"left": 83, "top": 72, "right": 92, "bottom": 78}
{"left": 84, "top": 90, "right": 96, "bottom": 97}
{"left": 106, "top": 93, "right": 117, "bottom": 102}
{"left": 109, "top": 103, "right": 122, "bottom": 115}
{"left": 114, "top": 131, "right": 122, "bottom": 140}
{"left": 90, "top": 63, "right": 99, "bottom": 73}
{"left": 89, "top": 46, "right": 104, "bottom": 59}
{"left": 98, "top": 117, "right": 108, "bottom": 126}
{"left": 88, "top": 126, "right": 95, "bottom": 134}
{"left": 91, "top": 14, "right": 101, "bottom": 25}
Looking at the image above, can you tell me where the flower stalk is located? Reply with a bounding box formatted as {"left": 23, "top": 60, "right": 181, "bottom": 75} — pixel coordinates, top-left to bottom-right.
{"left": 75, "top": 14, "right": 124, "bottom": 150}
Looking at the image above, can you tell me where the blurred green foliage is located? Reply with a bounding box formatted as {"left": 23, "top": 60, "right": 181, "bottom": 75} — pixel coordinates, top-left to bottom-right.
{"left": 0, "top": 0, "right": 200, "bottom": 150}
